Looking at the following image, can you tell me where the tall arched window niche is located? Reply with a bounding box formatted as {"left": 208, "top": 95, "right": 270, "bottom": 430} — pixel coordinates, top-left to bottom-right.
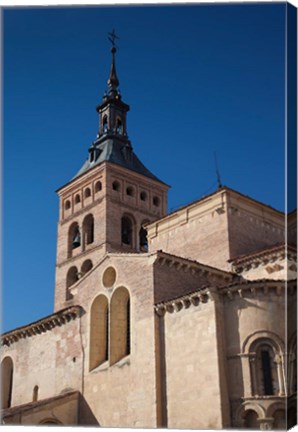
{"left": 139, "top": 220, "right": 150, "bottom": 252}
{"left": 33, "top": 385, "right": 39, "bottom": 402}
{"left": 84, "top": 187, "right": 91, "bottom": 199}
{"left": 95, "top": 180, "right": 102, "bottom": 193}
{"left": 68, "top": 222, "right": 81, "bottom": 258}
{"left": 89, "top": 295, "right": 109, "bottom": 371}
{"left": 66, "top": 266, "right": 79, "bottom": 287}
{"left": 243, "top": 332, "right": 285, "bottom": 397}
{"left": 110, "top": 287, "right": 131, "bottom": 365}
{"left": 81, "top": 259, "right": 93, "bottom": 276}
{"left": 1, "top": 357, "right": 14, "bottom": 409}
{"left": 121, "top": 215, "right": 135, "bottom": 247}
{"left": 82, "top": 214, "right": 94, "bottom": 249}
{"left": 102, "top": 115, "right": 108, "bottom": 134}
{"left": 116, "top": 118, "right": 123, "bottom": 135}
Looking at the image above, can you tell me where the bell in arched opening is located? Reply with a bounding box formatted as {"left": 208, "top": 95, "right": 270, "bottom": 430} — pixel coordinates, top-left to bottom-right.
{"left": 72, "top": 228, "right": 81, "bottom": 249}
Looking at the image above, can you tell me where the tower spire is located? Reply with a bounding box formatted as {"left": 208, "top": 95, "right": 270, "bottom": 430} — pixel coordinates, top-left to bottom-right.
{"left": 107, "top": 30, "right": 120, "bottom": 96}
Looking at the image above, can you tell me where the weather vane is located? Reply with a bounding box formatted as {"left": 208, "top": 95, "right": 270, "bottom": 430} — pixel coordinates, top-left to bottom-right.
{"left": 108, "top": 29, "right": 119, "bottom": 48}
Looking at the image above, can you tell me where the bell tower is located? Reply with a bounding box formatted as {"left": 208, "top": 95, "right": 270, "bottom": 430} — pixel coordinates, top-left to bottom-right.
{"left": 54, "top": 34, "right": 169, "bottom": 311}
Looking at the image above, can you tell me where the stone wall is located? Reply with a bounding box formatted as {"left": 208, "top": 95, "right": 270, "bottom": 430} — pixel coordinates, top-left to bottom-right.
{"left": 1, "top": 316, "right": 83, "bottom": 410}
{"left": 222, "top": 281, "right": 288, "bottom": 426}
{"left": 160, "top": 298, "right": 229, "bottom": 429}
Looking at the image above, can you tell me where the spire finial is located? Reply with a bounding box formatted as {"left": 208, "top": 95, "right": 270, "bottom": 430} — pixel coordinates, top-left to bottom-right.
{"left": 107, "top": 30, "right": 120, "bottom": 94}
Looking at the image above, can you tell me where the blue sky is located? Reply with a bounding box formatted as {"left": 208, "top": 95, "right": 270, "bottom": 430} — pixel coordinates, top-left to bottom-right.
{"left": 2, "top": 3, "right": 290, "bottom": 332}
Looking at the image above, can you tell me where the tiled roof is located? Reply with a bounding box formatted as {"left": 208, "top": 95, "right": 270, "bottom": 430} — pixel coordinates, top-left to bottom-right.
{"left": 1, "top": 390, "right": 79, "bottom": 419}
{"left": 154, "top": 278, "right": 295, "bottom": 312}
{"left": 155, "top": 250, "right": 235, "bottom": 278}
{"left": 229, "top": 243, "right": 296, "bottom": 265}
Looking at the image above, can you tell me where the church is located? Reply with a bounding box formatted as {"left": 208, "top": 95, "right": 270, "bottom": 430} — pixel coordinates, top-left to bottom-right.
{"left": 1, "top": 39, "right": 297, "bottom": 430}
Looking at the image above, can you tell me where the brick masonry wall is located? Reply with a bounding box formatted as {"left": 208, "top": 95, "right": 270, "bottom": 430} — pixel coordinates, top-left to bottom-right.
{"left": 148, "top": 191, "right": 231, "bottom": 271}
{"left": 153, "top": 259, "right": 231, "bottom": 304}
{"left": 55, "top": 162, "right": 168, "bottom": 311}
{"left": 148, "top": 189, "right": 286, "bottom": 274}
{"left": 227, "top": 194, "right": 285, "bottom": 259}
{"left": 68, "top": 254, "right": 159, "bottom": 427}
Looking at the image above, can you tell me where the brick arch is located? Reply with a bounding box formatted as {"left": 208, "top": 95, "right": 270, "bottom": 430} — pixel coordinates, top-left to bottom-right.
{"left": 82, "top": 214, "right": 94, "bottom": 250}
{"left": 121, "top": 213, "right": 136, "bottom": 248}
{"left": 139, "top": 219, "right": 150, "bottom": 252}
{"left": 68, "top": 221, "right": 80, "bottom": 258}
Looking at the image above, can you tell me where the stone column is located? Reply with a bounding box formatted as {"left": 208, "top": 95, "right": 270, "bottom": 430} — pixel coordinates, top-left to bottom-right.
{"left": 249, "top": 355, "right": 258, "bottom": 396}
{"left": 240, "top": 354, "right": 253, "bottom": 397}
{"left": 258, "top": 417, "right": 274, "bottom": 430}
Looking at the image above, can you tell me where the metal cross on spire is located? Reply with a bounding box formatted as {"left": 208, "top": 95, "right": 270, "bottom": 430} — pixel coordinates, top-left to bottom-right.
{"left": 108, "top": 29, "right": 119, "bottom": 49}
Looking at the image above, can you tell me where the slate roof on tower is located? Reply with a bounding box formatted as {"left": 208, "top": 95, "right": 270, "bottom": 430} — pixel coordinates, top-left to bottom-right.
{"left": 72, "top": 138, "right": 164, "bottom": 183}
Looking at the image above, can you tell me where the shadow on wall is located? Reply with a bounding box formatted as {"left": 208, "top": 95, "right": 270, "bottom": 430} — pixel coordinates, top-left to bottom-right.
{"left": 78, "top": 393, "right": 99, "bottom": 426}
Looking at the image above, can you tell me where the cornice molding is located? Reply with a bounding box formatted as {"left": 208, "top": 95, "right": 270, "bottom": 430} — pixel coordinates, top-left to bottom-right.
{"left": 1, "top": 306, "right": 82, "bottom": 347}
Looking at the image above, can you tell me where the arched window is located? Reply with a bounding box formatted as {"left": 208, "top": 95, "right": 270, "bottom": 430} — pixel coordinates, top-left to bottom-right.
{"left": 139, "top": 221, "right": 149, "bottom": 252}
{"left": 249, "top": 339, "right": 281, "bottom": 396}
{"left": 95, "top": 181, "right": 102, "bottom": 193}
{"left": 153, "top": 196, "right": 160, "bottom": 207}
{"left": 110, "top": 287, "right": 131, "bottom": 365}
{"left": 66, "top": 266, "right": 79, "bottom": 289}
{"left": 33, "top": 385, "right": 39, "bottom": 402}
{"left": 140, "top": 191, "right": 147, "bottom": 201}
{"left": 1, "top": 357, "right": 13, "bottom": 409}
{"left": 68, "top": 223, "right": 80, "bottom": 257}
{"left": 65, "top": 200, "right": 71, "bottom": 210}
{"left": 103, "top": 115, "right": 108, "bottom": 133}
{"left": 82, "top": 214, "right": 94, "bottom": 248}
{"left": 126, "top": 186, "right": 134, "bottom": 197}
{"left": 116, "top": 118, "right": 123, "bottom": 134}
{"left": 121, "top": 216, "right": 133, "bottom": 246}
{"left": 112, "top": 180, "right": 120, "bottom": 192}
{"left": 74, "top": 194, "right": 81, "bottom": 204}
{"left": 84, "top": 188, "right": 91, "bottom": 198}
{"left": 90, "top": 295, "right": 109, "bottom": 371}
{"left": 243, "top": 410, "right": 258, "bottom": 429}
{"left": 81, "top": 259, "right": 93, "bottom": 275}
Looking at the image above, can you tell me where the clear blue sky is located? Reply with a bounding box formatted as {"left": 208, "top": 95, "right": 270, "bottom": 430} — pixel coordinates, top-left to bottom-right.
{"left": 2, "top": 3, "right": 289, "bottom": 332}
